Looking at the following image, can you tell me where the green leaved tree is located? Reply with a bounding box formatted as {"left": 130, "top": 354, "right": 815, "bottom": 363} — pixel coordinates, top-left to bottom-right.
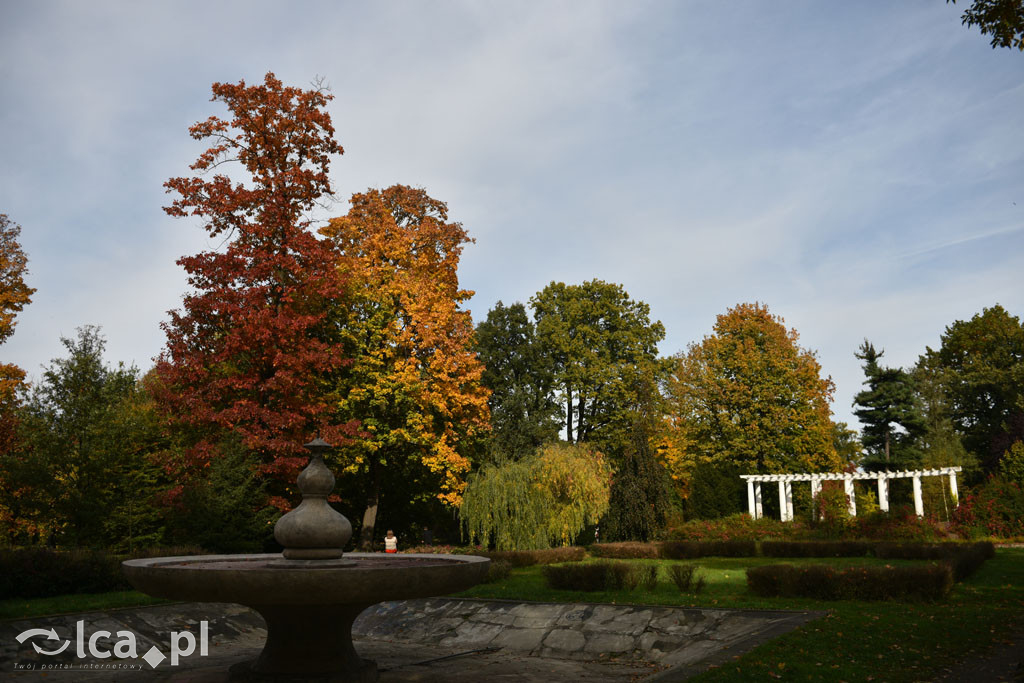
{"left": 665, "top": 303, "right": 841, "bottom": 517}
{"left": 918, "top": 304, "right": 1024, "bottom": 476}
{"left": 852, "top": 340, "right": 927, "bottom": 471}
{"left": 530, "top": 280, "right": 665, "bottom": 447}
{"left": 474, "top": 301, "right": 561, "bottom": 462}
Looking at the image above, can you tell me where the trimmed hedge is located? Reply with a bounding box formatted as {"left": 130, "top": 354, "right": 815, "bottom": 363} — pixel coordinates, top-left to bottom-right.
{"left": 543, "top": 560, "right": 642, "bottom": 591}
{"left": 477, "top": 547, "right": 586, "bottom": 567}
{"left": 873, "top": 542, "right": 995, "bottom": 581}
{"left": 0, "top": 546, "right": 205, "bottom": 600}
{"left": 761, "top": 540, "right": 872, "bottom": 558}
{"left": 661, "top": 539, "right": 758, "bottom": 559}
{"left": 589, "top": 542, "right": 659, "bottom": 559}
{"left": 746, "top": 563, "right": 954, "bottom": 601}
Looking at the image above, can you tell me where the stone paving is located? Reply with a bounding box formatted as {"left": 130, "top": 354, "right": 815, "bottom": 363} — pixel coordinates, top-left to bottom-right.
{"left": 1, "top": 599, "right": 823, "bottom": 681}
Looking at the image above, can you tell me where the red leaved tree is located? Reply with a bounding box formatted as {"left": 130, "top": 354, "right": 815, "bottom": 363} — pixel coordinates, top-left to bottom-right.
{"left": 155, "top": 73, "right": 358, "bottom": 503}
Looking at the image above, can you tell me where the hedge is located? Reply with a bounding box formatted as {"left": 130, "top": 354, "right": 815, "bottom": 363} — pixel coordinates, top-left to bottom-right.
{"left": 0, "top": 546, "right": 204, "bottom": 600}
{"left": 746, "top": 563, "right": 954, "bottom": 601}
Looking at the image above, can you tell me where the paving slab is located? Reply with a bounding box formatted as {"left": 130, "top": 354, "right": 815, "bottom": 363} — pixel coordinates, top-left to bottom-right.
{"left": 1, "top": 599, "right": 823, "bottom": 681}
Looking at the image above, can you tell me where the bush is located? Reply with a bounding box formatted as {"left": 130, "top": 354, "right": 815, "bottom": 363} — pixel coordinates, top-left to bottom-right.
{"left": 665, "top": 514, "right": 800, "bottom": 541}
{"left": 746, "top": 563, "right": 954, "bottom": 601}
{"left": 609, "top": 562, "right": 641, "bottom": 590}
{"left": 951, "top": 477, "right": 1024, "bottom": 539}
{"left": 762, "top": 540, "right": 871, "bottom": 558}
{"left": 666, "top": 563, "right": 706, "bottom": 594}
{"left": 542, "top": 560, "right": 642, "bottom": 591}
{"left": 485, "top": 559, "right": 512, "bottom": 583}
{"left": 481, "top": 547, "right": 586, "bottom": 567}
{"left": 590, "top": 542, "right": 659, "bottom": 559}
{"left": 0, "top": 546, "right": 206, "bottom": 600}
{"left": 851, "top": 509, "right": 946, "bottom": 542}
{"left": 659, "top": 539, "right": 757, "bottom": 559}
{"left": 873, "top": 542, "right": 994, "bottom": 581}
{"left": 640, "top": 564, "right": 659, "bottom": 591}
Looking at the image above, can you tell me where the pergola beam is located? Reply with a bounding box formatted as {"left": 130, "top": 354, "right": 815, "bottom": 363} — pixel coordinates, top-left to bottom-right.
{"left": 740, "top": 467, "right": 961, "bottom": 522}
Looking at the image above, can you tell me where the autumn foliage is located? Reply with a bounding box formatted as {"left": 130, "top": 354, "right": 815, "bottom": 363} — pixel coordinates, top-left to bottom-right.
{"left": 0, "top": 214, "right": 34, "bottom": 409}
{"left": 155, "top": 74, "right": 358, "bottom": 494}
{"left": 321, "top": 186, "right": 489, "bottom": 521}
{"left": 665, "top": 303, "right": 841, "bottom": 497}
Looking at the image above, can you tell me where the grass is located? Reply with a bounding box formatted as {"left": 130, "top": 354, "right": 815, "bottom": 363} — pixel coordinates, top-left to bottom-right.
{"left": 460, "top": 549, "right": 1024, "bottom": 682}
{"left": 460, "top": 555, "right": 923, "bottom": 609}
{"left": 0, "top": 591, "right": 168, "bottom": 620}
{"left": 3, "top": 550, "right": 1020, "bottom": 681}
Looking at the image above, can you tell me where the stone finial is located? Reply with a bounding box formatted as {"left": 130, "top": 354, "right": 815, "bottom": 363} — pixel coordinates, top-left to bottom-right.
{"left": 273, "top": 439, "right": 353, "bottom": 560}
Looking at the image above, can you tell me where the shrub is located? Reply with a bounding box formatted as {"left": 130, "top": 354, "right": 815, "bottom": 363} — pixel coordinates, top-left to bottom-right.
{"left": 665, "top": 514, "right": 801, "bottom": 542}
{"left": 485, "top": 559, "right": 511, "bottom": 583}
{"left": 761, "top": 540, "right": 871, "bottom": 558}
{"left": 640, "top": 564, "right": 659, "bottom": 591}
{"left": 659, "top": 539, "right": 757, "bottom": 559}
{"left": 542, "top": 560, "right": 641, "bottom": 591}
{"left": 852, "top": 509, "right": 946, "bottom": 542}
{"left": 746, "top": 563, "right": 954, "bottom": 601}
{"left": 609, "top": 562, "right": 641, "bottom": 590}
{"left": 481, "top": 547, "right": 586, "bottom": 567}
{"left": 873, "top": 542, "right": 994, "bottom": 581}
{"left": 0, "top": 546, "right": 206, "bottom": 600}
{"left": 951, "top": 477, "right": 1024, "bottom": 539}
{"left": 590, "top": 542, "right": 659, "bottom": 559}
{"left": 666, "top": 563, "right": 706, "bottom": 594}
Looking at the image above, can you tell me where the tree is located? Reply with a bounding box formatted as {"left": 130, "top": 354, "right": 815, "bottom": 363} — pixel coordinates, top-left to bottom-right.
{"left": 0, "top": 213, "right": 35, "bottom": 453}
{"left": 460, "top": 442, "right": 611, "bottom": 550}
{"left": 320, "top": 185, "right": 489, "bottom": 548}
{"left": 948, "top": 0, "right": 1024, "bottom": 51}
{"left": 603, "top": 376, "right": 676, "bottom": 540}
{"left": 918, "top": 305, "right": 1024, "bottom": 475}
{"left": 832, "top": 421, "right": 865, "bottom": 465}
{"left": 530, "top": 280, "right": 665, "bottom": 446}
{"left": 666, "top": 303, "right": 841, "bottom": 486}
{"left": 474, "top": 301, "right": 560, "bottom": 462}
{"left": 155, "top": 73, "right": 358, "bottom": 500}
{"left": 12, "top": 327, "right": 164, "bottom": 547}
{"left": 852, "top": 341, "right": 927, "bottom": 470}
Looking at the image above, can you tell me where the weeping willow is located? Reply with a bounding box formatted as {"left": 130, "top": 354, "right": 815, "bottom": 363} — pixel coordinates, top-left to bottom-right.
{"left": 460, "top": 443, "right": 611, "bottom": 550}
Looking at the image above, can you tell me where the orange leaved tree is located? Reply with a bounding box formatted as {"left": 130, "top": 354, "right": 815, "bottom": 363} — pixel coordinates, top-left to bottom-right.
{"left": 321, "top": 185, "right": 489, "bottom": 547}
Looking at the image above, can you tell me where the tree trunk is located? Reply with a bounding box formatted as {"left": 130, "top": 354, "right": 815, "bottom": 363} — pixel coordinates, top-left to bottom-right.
{"left": 359, "top": 462, "right": 381, "bottom": 550}
{"left": 884, "top": 430, "right": 890, "bottom": 464}
{"left": 565, "top": 384, "right": 574, "bottom": 443}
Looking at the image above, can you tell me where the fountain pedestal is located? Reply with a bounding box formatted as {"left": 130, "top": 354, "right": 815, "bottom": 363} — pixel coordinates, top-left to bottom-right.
{"left": 122, "top": 439, "right": 489, "bottom": 681}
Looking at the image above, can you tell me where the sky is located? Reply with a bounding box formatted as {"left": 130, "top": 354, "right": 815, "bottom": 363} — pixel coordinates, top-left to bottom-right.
{"left": 1, "top": 1, "right": 1022, "bottom": 429}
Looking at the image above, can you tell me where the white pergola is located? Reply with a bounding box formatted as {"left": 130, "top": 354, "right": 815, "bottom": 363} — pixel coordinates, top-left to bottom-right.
{"left": 740, "top": 467, "right": 961, "bottom": 521}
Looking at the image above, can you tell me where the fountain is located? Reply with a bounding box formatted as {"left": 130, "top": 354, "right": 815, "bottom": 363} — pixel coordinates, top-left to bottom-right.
{"left": 122, "top": 438, "right": 489, "bottom": 681}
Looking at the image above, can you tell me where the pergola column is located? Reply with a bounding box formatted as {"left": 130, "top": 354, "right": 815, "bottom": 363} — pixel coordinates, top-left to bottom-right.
{"left": 913, "top": 475, "right": 924, "bottom": 517}
{"left": 785, "top": 481, "right": 794, "bottom": 521}
{"left": 949, "top": 470, "right": 959, "bottom": 507}
{"left": 844, "top": 477, "right": 856, "bottom": 516}
{"left": 810, "top": 477, "right": 821, "bottom": 520}
{"left": 778, "top": 480, "right": 793, "bottom": 522}
{"left": 747, "top": 481, "right": 757, "bottom": 519}
{"left": 754, "top": 482, "right": 763, "bottom": 519}
{"left": 877, "top": 476, "right": 889, "bottom": 512}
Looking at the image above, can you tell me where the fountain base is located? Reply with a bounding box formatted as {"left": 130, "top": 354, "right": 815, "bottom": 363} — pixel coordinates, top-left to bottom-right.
{"left": 122, "top": 553, "right": 488, "bottom": 681}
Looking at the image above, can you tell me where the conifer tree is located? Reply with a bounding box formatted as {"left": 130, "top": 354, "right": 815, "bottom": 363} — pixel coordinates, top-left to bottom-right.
{"left": 852, "top": 340, "right": 926, "bottom": 470}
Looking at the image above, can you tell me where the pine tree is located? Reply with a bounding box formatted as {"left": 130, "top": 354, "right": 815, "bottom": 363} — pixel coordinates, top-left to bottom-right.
{"left": 852, "top": 340, "right": 926, "bottom": 470}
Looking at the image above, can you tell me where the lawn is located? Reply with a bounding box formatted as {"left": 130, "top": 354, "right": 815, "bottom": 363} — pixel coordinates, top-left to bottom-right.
{"left": 3, "top": 549, "right": 1020, "bottom": 681}
{"left": 0, "top": 591, "right": 168, "bottom": 620}
{"left": 459, "top": 549, "right": 1024, "bottom": 682}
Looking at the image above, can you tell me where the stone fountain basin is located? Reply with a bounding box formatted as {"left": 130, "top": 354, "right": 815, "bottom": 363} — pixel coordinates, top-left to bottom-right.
{"left": 122, "top": 553, "right": 490, "bottom": 606}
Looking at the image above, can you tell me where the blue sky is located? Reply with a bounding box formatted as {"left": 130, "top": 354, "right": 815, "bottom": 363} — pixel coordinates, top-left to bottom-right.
{"left": 1, "top": 1, "right": 1021, "bottom": 429}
